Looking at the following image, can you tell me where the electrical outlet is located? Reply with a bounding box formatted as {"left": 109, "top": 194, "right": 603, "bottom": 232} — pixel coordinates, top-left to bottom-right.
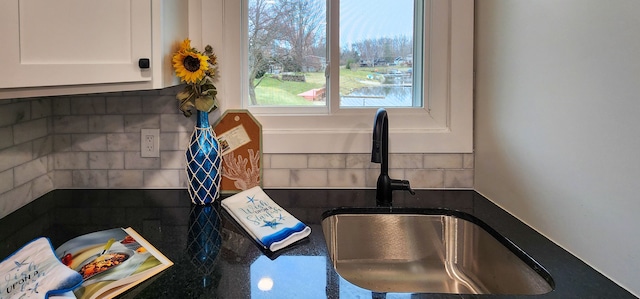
{"left": 141, "top": 129, "right": 160, "bottom": 157}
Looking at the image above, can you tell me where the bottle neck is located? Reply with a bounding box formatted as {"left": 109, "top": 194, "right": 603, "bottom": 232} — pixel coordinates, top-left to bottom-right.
{"left": 196, "top": 110, "right": 210, "bottom": 128}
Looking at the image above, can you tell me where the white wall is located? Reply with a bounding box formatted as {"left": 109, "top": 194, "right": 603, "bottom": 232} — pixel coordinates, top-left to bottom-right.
{"left": 475, "top": 0, "right": 640, "bottom": 296}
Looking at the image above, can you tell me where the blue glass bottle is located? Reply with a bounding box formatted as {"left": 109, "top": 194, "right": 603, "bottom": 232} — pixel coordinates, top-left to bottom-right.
{"left": 186, "top": 110, "right": 222, "bottom": 205}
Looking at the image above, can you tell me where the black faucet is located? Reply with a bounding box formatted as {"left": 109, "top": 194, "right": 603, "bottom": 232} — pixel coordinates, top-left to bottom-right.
{"left": 371, "top": 108, "right": 415, "bottom": 206}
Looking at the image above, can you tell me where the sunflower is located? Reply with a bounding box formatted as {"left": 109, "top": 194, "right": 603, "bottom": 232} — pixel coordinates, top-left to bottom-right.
{"left": 172, "top": 49, "right": 209, "bottom": 84}
{"left": 172, "top": 39, "right": 219, "bottom": 117}
{"left": 178, "top": 38, "right": 192, "bottom": 52}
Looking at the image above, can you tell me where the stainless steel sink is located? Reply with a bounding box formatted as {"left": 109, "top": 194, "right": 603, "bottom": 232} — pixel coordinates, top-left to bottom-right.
{"left": 321, "top": 208, "right": 554, "bottom": 295}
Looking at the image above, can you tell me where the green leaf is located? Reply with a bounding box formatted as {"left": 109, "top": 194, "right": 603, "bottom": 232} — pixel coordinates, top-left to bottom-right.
{"left": 178, "top": 94, "right": 195, "bottom": 117}
{"left": 195, "top": 95, "right": 216, "bottom": 112}
{"left": 176, "top": 90, "right": 191, "bottom": 101}
{"left": 203, "top": 88, "right": 217, "bottom": 98}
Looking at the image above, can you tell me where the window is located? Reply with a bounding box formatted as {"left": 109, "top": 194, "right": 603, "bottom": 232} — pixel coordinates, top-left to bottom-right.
{"left": 200, "top": 0, "right": 473, "bottom": 154}
{"left": 247, "top": 0, "right": 420, "bottom": 109}
{"left": 339, "top": 0, "right": 420, "bottom": 108}
{"left": 247, "top": 0, "right": 327, "bottom": 107}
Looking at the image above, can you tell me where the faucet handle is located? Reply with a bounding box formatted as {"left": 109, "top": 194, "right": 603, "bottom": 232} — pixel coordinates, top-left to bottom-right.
{"left": 391, "top": 179, "right": 415, "bottom": 195}
{"left": 403, "top": 180, "right": 416, "bottom": 195}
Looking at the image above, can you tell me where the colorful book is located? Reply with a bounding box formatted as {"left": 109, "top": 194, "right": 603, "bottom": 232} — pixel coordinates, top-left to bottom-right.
{"left": 1, "top": 227, "right": 173, "bottom": 299}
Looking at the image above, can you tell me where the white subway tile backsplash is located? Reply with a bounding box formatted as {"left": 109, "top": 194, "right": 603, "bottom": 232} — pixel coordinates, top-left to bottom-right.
{"left": 124, "top": 152, "right": 160, "bottom": 169}
{"left": 444, "top": 169, "right": 474, "bottom": 188}
{"left": 72, "top": 170, "right": 108, "bottom": 187}
{"left": 107, "top": 133, "right": 140, "bottom": 151}
{"left": 31, "top": 99, "right": 52, "bottom": 119}
{"left": 262, "top": 169, "right": 290, "bottom": 187}
{"left": 54, "top": 115, "right": 90, "bottom": 133}
{"left": 31, "top": 173, "right": 54, "bottom": 199}
{"left": 0, "top": 143, "right": 33, "bottom": 172}
{"left": 0, "top": 170, "right": 13, "bottom": 194}
{"left": 327, "top": 169, "right": 366, "bottom": 187}
{"left": 71, "top": 134, "right": 108, "bottom": 151}
{"left": 271, "top": 154, "right": 307, "bottom": 169}
{"left": 0, "top": 102, "right": 29, "bottom": 127}
{"left": 389, "top": 169, "right": 405, "bottom": 181}
{"left": 124, "top": 114, "right": 160, "bottom": 132}
{"left": 346, "top": 154, "right": 374, "bottom": 168}
{"left": 70, "top": 97, "right": 106, "bottom": 115}
{"left": 0, "top": 127, "right": 13, "bottom": 150}
{"left": 142, "top": 95, "right": 181, "bottom": 114}
{"left": 143, "top": 169, "right": 180, "bottom": 187}
{"left": 0, "top": 91, "right": 474, "bottom": 218}
{"left": 109, "top": 170, "right": 144, "bottom": 187}
{"left": 89, "top": 115, "right": 124, "bottom": 133}
{"left": 0, "top": 184, "right": 32, "bottom": 219}
{"left": 53, "top": 170, "right": 73, "bottom": 188}
{"left": 54, "top": 152, "right": 89, "bottom": 169}
{"left": 389, "top": 154, "right": 424, "bottom": 169}
{"left": 89, "top": 152, "right": 125, "bottom": 169}
{"left": 13, "top": 119, "right": 47, "bottom": 144}
{"left": 161, "top": 114, "right": 193, "bottom": 132}
{"left": 52, "top": 98, "right": 71, "bottom": 115}
{"left": 424, "top": 153, "right": 463, "bottom": 169}
{"left": 53, "top": 134, "right": 72, "bottom": 152}
{"left": 463, "top": 153, "right": 474, "bottom": 169}
{"left": 364, "top": 169, "right": 380, "bottom": 187}
{"left": 291, "top": 169, "right": 328, "bottom": 187}
{"left": 405, "top": 169, "right": 446, "bottom": 188}
{"left": 160, "top": 151, "right": 185, "bottom": 169}
{"left": 14, "top": 157, "right": 47, "bottom": 186}
{"left": 106, "top": 96, "right": 142, "bottom": 114}
{"left": 159, "top": 132, "right": 181, "bottom": 151}
{"left": 308, "top": 154, "right": 346, "bottom": 169}
{"left": 262, "top": 154, "right": 271, "bottom": 169}
{"left": 177, "top": 132, "right": 192, "bottom": 149}
{"left": 33, "top": 136, "right": 53, "bottom": 158}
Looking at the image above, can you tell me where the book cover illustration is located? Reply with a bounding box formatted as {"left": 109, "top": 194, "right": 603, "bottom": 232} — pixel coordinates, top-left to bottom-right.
{"left": 52, "top": 227, "right": 172, "bottom": 299}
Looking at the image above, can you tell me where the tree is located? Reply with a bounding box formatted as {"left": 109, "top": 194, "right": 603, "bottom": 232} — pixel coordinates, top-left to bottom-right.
{"left": 247, "top": 0, "right": 326, "bottom": 105}
{"left": 247, "top": 0, "right": 286, "bottom": 105}
{"left": 274, "top": 0, "right": 325, "bottom": 72}
{"left": 353, "top": 39, "right": 379, "bottom": 67}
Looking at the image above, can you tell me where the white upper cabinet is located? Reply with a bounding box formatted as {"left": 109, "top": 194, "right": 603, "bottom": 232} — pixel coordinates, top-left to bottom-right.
{"left": 0, "top": 0, "right": 190, "bottom": 99}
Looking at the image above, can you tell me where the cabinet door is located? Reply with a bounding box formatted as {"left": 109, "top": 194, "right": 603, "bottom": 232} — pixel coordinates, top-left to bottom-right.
{"left": 0, "top": 0, "right": 152, "bottom": 89}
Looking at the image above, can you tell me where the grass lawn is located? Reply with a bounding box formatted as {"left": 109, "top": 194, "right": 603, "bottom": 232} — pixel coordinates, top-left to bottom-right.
{"left": 254, "top": 74, "right": 324, "bottom": 105}
{"left": 253, "top": 66, "right": 409, "bottom": 105}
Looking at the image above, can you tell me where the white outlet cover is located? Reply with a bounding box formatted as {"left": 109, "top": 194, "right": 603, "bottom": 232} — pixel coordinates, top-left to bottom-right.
{"left": 141, "top": 129, "right": 160, "bottom": 157}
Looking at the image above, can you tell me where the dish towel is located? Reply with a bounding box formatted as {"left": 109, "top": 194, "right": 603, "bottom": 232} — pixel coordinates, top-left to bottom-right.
{"left": 0, "top": 237, "right": 83, "bottom": 299}
{"left": 221, "top": 186, "right": 311, "bottom": 252}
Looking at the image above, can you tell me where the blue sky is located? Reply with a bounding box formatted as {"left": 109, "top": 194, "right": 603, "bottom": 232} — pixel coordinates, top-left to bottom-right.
{"left": 340, "top": 0, "right": 414, "bottom": 46}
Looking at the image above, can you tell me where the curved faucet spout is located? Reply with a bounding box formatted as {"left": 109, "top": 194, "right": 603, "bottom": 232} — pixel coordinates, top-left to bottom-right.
{"left": 371, "top": 108, "right": 414, "bottom": 206}
{"left": 371, "top": 108, "right": 388, "bottom": 175}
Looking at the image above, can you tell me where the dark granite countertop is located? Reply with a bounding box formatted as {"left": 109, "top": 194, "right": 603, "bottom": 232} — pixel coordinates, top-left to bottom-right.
{"left": 0, "top": 189, "right": 635, "bottom": 298}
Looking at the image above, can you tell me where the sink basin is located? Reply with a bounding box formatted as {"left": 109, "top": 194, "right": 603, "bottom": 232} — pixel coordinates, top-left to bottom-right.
{"left": 321, "top": 208, "right": 554, "bottom": 295}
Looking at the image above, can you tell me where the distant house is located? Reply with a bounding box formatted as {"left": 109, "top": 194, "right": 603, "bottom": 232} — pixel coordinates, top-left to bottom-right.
{"left": 405, "top": 54, "right": 413, "bottom": 65}
{"left": 359, "top": 59, "right": 373, "bottom": 67}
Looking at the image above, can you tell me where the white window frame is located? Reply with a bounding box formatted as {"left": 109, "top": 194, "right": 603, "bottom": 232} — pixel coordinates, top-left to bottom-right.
{"left": 197, "top": 0, "right": 473, "bottom": 154}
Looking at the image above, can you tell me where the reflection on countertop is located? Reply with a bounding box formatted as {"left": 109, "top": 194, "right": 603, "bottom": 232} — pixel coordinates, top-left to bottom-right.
{"left": 0, "top": 189, "right": 635, "bottom": 298}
